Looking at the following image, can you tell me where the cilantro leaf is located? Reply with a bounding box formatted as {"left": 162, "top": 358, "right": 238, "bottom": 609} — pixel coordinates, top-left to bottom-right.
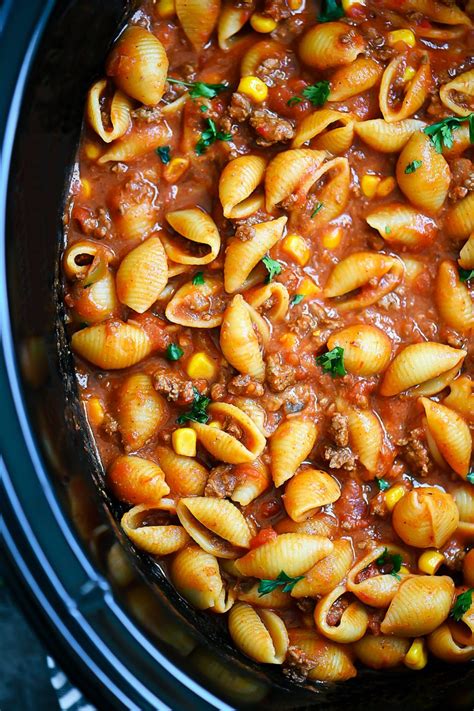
{"left": 385, "top": 225, "right": 391, "bottom": 235}
{"left": 192, "top": 271, "right": 205, "bottom": 285}
{"left": 424, "top": 113, "right": 474, "bottom": 153}
{"left": 318, "top": 0, "right": 344, "bottom": 22}
{"left": 196, "top": 118, "right": 232, "bottom": 155}
{"left": 167, "top": 77, "right": 228, "bottom": 100}
{"left": 404, "top": 159, "right": 422, "bottom": 174}
{"left": 166, "top": 343, "right": 184, "bottom": 361}
{"left": 316, "top": 346, "right": 346, "bottom": 377}
{"left": 258, "top": 571, "right": 305, "bottom": 596}
{"left": 311, "top": 202, "right": 324, "bottom": 218}
{"left": 459, "top": 267, "right": 474, "bottom": 282}
{"left": 177, "top": 387, "right": 210, "bottom": 425}
{"left": 262, "top": 255, "right": 282, "bottom": 283}
{"left": 376, "top": 547, "right": 403, "bottom": 580}
{"left": 156, "top": 145, "right": 171, "bottom": 164}
{"left": 467, "top": 471, "right": 474, "bottom": 484}
{"left": 291, "top": 293, "right": 304, "bottom": 306}
{"left": 287, "top": 96, "right": 303, "bottom": 107}
{"left": 451, "top": 588, "right": 473, "bottom": 622}
{"left": 302, "top": 80, "right": 331, "bottom": 107}
{"left": 376, "top": 478, "right": 390, "bottom": 492}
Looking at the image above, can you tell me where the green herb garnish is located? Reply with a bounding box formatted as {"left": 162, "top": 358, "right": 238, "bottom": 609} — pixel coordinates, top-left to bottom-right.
{"left": 376, "top": 547, "right": 403, "bottom": 580}
{"left": 262, "top": 255, "right": 282, "bottom": 283}
{"left": 315, "top": 346, "right": 346, "bottom": 377}
{"left": 156, "top": 145, "right": 171, "bottom": 164}
{"left": 196, "top": 118, "right": 232, "bottom": 155}
{"left": 311, "top": 202, "right": 324, "bottom": 218}
{"left": 404, "top": 160, "right": 422, "bottom": 174}
{"left": 287, "top": 96, "right": 303, "bottom": 107}
{"left": 467, "top": 471, "right": 474, "bottom": 484}
{"left": 166, "top": 343, "right": 184, "bottom": 361}
{"left": 385, "top": 225, "right": 392, "bottom": 235}
{"left": 167, "top": 78, "right": 228, "bottom": 100}
{"left": 302, "top": 80, "right": 331, "bottom": 107}
{"left": 451, "top": 588, "right": 474, "bottom": 622}
{"left": 192, "top": 271, "right": 205, "bottom": 285}
{"left": 376, "top": 478, "right": 390, "bottom": 492}
{"left": 318, "top": 0, "right": 344, "bottom": 22}
{"left": 459, "top": 267, "right": 474, "bottom": 283}
{"left": 177, "top": 387, "right": 210, "bottom": 425}
{"left": 258, "top": 571, "right": 305, "bottom": 596}
{"left": 291, "top": 294, "right": 304, "bottom": 306}
{"left": 424, "top": 113, "right": 474, "bottom": 153}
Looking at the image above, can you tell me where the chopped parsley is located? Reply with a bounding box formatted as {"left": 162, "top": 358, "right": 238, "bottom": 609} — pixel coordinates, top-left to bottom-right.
{"left": 155, "top": 145, "right": 171, "bottom": 164}
{"left": 404, "top": 159, "right": 422, "bottom": 174}
{"left": 311, "top": 202, "right": 324, "bottom": 218}
{"left": 291, "top": 293, "right": 304, "bottom": 306}
{"left": 258, "top": 571, "right": 305, "bottom": 597}
{"left": 287, "top": 96, "right": 303, "bottom": 107}
{"left": 424, "top": 113, "right": 474, "bottom": 153}
{"left": 467, "top": 471, "right": 474, "bottom": 484}
{"left": 385, "top": 225, "right": 392, "bottom": 235}
{"left": 196, "top": 118, "right": 232, "bottom": 155}
{"left": 302, "top": 81, "right": 331, "bottom": 107}
{"left": 192, "top": 271, "right": 205, "bottom": 285}
{"left": 177, "top": 387, "right": 210, "bottom": 425}
{"left": 451, "top": 588, "right": 473, "bottom": 622}
{"left": 376, "top": 547, "right": 403, "bottom": 580}
{"left": 262, "top": 255, "right": 282, "bottom": 283}
{"left": 200, "top": 105, "right": 207, "bottom": 112}
{"left": 167, "top": 78, "right": 228, "bottom": 100}
{"left": 318, "top": 0, "right": 344, "bottom": 22}
{"left": 166, "top": 343, "right": 184, "bottom": 361}
{"left": 459, "top": 267, "right": 474, "bottom": 283}
{"left": 315, "top": 346, "right": 346, "bottom": 377}
{"left": 376, "top": 478, "right": 390, "bottom": 492}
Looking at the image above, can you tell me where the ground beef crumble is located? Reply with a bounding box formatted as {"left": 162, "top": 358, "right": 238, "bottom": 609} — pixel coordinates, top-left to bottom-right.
{"left": 448, "top": 158, "right": 474, "bottom": 201}
{"left": 249, "top": 109, "right": 295, "bottom": 146}
{"left": 398, "top": 428, "right": 431, "bottom": 477}
{"left": 227, "top": 92, "right": 252, "bottom": 122}
{"left": 263, "top": 0, "right": 291, "bottom": 21}
{"left": 204, "top": 465, "right": 237, "bottom": 498}
{"left": 234, "top": 223, "right": 255, "bottom": 242}
{"left": 153, "top": 373, "right": 195, "bottom": 405}
{"left": 266, "top": 353, "right": 298, "bottom": 392}
{"left": 228, "top": 374, "right": 265, "bottom": 397}
{"left": 322, "top": 445, "right": 357, "bottom": 471}
{"left": 327, "top": 413, "right": 349, "bottom": 448}
{"left": 283, "top": 646, "right": 315, "bottom": 683}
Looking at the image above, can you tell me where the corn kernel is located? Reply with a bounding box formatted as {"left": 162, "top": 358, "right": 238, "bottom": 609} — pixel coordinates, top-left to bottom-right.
{"left": 84, "top": 142, "right": 100, "bottom": 160}
{"left": 298, "top": 277, "right": 320, "bottom": 298}
{"left": 208, "top": 420, "right": 223, "bottom": 429}
{"left": 157, "top": 0, "right": 175, "bottom": 18}
{"left": 164, "top": 157, "right": 189, "bottom": 183}
{"left": 399, "top": 565, "right": 410, "bottom": 575}
{"left": 288, "top": 0, "right": 302, "bottom": 8}
{"left": 403, "top": 66, "right": 416, "bottom": 83}
{"left": 342, "top": 0, "right": 366, "bottom": 10}
{"left": 280, "top": 333, "right": 298, "bottom": 349}
{"left": 250, "top": 12, "right": 277, "bottom": 33}
{"left": 172, "top": 428, "right": 197, "bottom": 457}
{"left": 418, "top": 550, "right": 445, "bottom": 575}
{"left": 322, "top": 226, "right": 343, "bottom": 249}
{"left": 376, "top": 176, "right": 396, "bottom": 197}
{"left": 385, "top": 484, "right": 406, "bottom": 511}
{"left": 282, "top": 234, "right": 311, "bottom": 266}
{"left": 237, "top": 76, "right": 268, "bottom": 103}
{"left": 86, "top": 397, "right": 105, "bottom": 428}
{"left": 388, "top": 29, "right": 416, "bottom": 48}
{"left": 361, "top": 174, "right": 381, "bottom": 198}
{"left": 404, "top": 638, "right": 428, "bottom": 671}
{"left": 81, "top": 178, "right": 92, "bottom": 199}
{"left": 186, "top": 351, "right": 217, "bottom": 380}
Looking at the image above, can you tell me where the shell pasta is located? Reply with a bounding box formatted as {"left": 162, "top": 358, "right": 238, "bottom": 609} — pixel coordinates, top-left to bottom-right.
{"left": 63, "top": 0, "right": 474, "bottom": 688}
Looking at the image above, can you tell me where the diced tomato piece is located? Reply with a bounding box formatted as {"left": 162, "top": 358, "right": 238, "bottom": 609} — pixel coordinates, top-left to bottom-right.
{"left": 250, "top": 527, "right": 278, "bottom": 549}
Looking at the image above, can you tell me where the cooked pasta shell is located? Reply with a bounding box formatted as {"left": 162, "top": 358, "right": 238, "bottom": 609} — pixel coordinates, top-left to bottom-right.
{"left": 265, "top": 149, "right": 326, "bottom": 212}
{"left": 314, "top": 585, "right": 369, "bottom": 644}
{"left": 177, "top": 497, "right": 251, "bottom": 559}
{"left": 299, "top": 22, "right": 365, "bottom": 71}
{"left": 270, "top": 418, "right": 318, "bottom": 488}
{"left": 396, "top": 132, "right": 451, "bottom": 213}
{"left": 171, "top": 545, "right": 233, "bottom": 611}
{"left": 287, "top": 629, "right": 356, "bottom": 681}
{"left": 219, "top": 154, "right": 266, "bottom": 218}
{"left": 435, "top": 260, "right": 474, "bottom": 333}
{"left": 291, "top": 110, "right": 355, "bottom": 155}
{"left": 106, "top": 26, "right": 168, "bottom": 105}
{"left": 237, "top": 582, "right": 290, "bottom": 609}
{"left": 353, "top": 635, "right": 410, "bottom": 669}
{"left": 121, "top": 504, "right": 189, "bottom": 555}
{"left": 164, "top": 208, "right": 221, "bottom": 265}
{"left": 428, "top": 623, "right": 474, "bottom": 663}
{"left": 246, "top": 282, "right": 289, "bottom": 323}
{"left": 380, "top": 342, "right": 466, "bottom": 397}
{"left": 108, "top": 454, "right": 170, "bottom": 506}
{"left": 327, "top": 325, "right": 392, "bottom": 375}
{"left": 445, "top": 191, "right": 474, "bottom": 240}
{"left": 86, "top": 79, "right": 132, "bottom": 143}
{"left": 217, "top": 3, "right": 252, "bottom": 50}
{"left": 354, "top": 118, "right": 426, "bottom": 153}
{"left": 220, "top": 295, "right": 265, "bottom": 381}
{"left": 307, "top": 157, "right": 350, "bottom": 228}
{"left": 224, "top": 216, "right": 287, "bottom": 293}
{"left": 71, "top": 270, "right": 119, "bottom": 324}
{"left": 232, "top": 460, "right": 272, "bottom": 506}
{"left": 443, "top": 375, "right": 474, "bottom": 425}
{"left": 228, "top": 603, "right": 288, "bottom": 664}
{"left": 155, "top": 445, "right": 208, "bottom": 496}
{"left": 191, "top": 402, "right": 266, "bottom": 464}
{"left": 71, "top": 320, "right": 152, "bottom": 369}
{"left": 291, "top": 539, "right": 353, "bottom": 598}
{"left": 106, "top": 542, "right": 135, "bottom": 588}
{"left": 241, "top": 39, "right": 285, "bottom": 76}
{"left": 235, "top": 532, "right": 333, "bottom": 579}
{"left": 176, "top": 0, "right": 221, "bottom": 51}
{"left": 116, "top": 373, "right": 168, "bottom": 451}
{"left": 231, "top": 399, "right": 268, "bottom": 437}
{"left": 275, "top": 513, "right": 337, "bottom": 538}
{"left": 366, "top": 203, "right": 437, "bottom": 250}
{"left": 347, "top": 544, "right": 408, "bottom": 608}
{"left": 453, "top": 484, "right": 474, "bottom": 539}
{"left": 329, "top": 57, "right": 382, "bottom": 102}
{"left": 380, "top": 575, "right": 454, "bottom": 636}
{"left": 459, "top": 233, "right": 474, "bottom": 269}
{"left": 393, "top": 486, "right": 459, "bottom": 548}
{"left": 63, "top": 240, "right": 113, "bottom": 281}
{"left": 116, "top": 236, "right": 168, "bottom": 313}
{"left": 324, "top": 252, "right": 404, "bottom": 312}
{"left": 440, "top": 69, "right": 474, "bottom": 117}
{"left": 347, "top": 409, "right": 384, "bottom": 475}
{"left": 283, "top": 468, "right": 340, "bottom": 522}
{"left": 420, "top": 398, "right": 472, "bottom": 478}
{"left": 165, "top": 276, "right": 226, "bottom": 328}
{"left": 98, "top": 121, "right": 172, "bottom": 163}
{"left": 379, "top": 53, "right": 431, "bottom": 123}
{"left": 404, "top": 0, "right": 471, "bottom": 26}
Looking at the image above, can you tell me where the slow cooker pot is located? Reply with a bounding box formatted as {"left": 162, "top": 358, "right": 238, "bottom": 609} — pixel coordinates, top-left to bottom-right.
{"left": 1, "top": 2, "right": 474, "bottom": 709}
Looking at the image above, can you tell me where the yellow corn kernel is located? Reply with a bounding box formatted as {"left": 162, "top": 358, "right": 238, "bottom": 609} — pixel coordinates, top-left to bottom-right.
{"left": 399, "top": 565, "right": 410, "bottom": 575}
{"left": 280, "top": 333, "right": 298, "bottom": 349}
{"left": 404, "top": 638, "right": 428, "bottom": 671}
{"left": 376, "top": 176, "right": 396, "bottom": 197}
{"left": 163, "top": 157, "right": 189, "bottom": 183}
{"left": 418, "top": 550, "right": 445, "bottom": 575}
{"left": 84, "top": 142, "right": 100, "bottom": 160}
{"left": 157, "top": 0, "right": 175, "bottom": 18}
{"left": 237, "top": 76, "right": 268, "bottom": 103}
{"left": 250, "top": 12, "right": 277, "bottom": 33}
{"left": 208, "top": 420, "right": 223, "bottom": 429}
{"left": 388, "top": 29, "right": 416, "bottom": 48}
{"left": 288, "top": 0, "right": 302, "bottom": 8}
{"left": 361, "top": 174, "right": 381, "bottom": 198}
{"left": 298, "top": 277, "right": 320, "bottom": 298}
{"left": 281, "top": 234, "right": 311, "bottom": 266}
{"left": 186, "top": 352, "right": 217, "bottom": 380}
{"left": 172, "top": 428, "right": 197, "bottom": 457}
{"left": 322, "top": 226, "right": 343, "bottom": 249}
{"left": 81, "top": 179, "right": 92, "bottom": 199}
{"left": 403, "top": 66, "right": 416, "bottom": 83}
{"left": 86, "top": 397, "right": 105, "bottom": 428}
{"left": 385, "top": 484, "right": 406, "bottom": 512}
{"left": 342, "top": 0, "right": 366, "bottom": 9}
